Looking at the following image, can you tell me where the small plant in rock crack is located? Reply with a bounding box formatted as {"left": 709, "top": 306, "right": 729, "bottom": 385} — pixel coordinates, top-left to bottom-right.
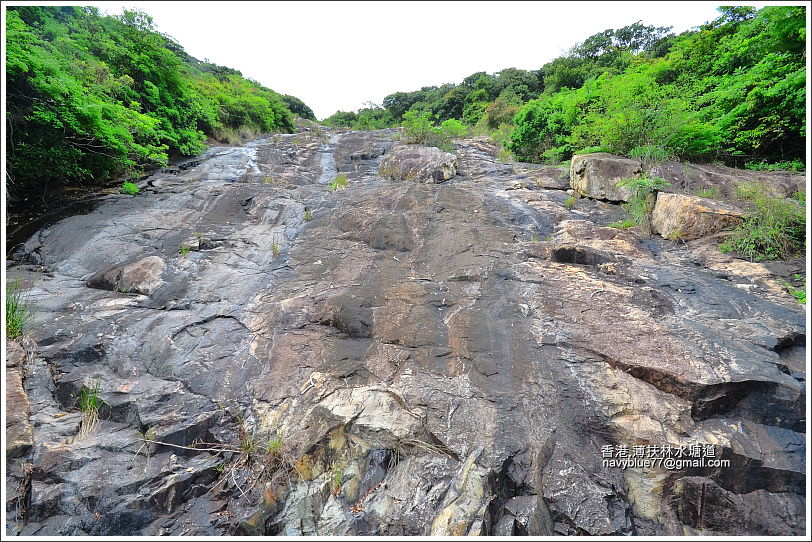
{"left": 529, "top": 235, "right": 539, "bottom": 243}
{"left": 178, "top": 244, "right": 191, "bottom": 257}
{"left": 133, "top": 426, "right": 156, "bottom": 470}
{"left": 271, "top": 236, "right": 282, "bottom": 257}
{"left": 328, "top": 174, "right": 349, "bottom": 192}
{"left": 76, "top": 379, "right": 107, "bottom": 440}
{"left": 6, "top": 278, "right": 32, "bottom": 339}
{"left": 331, "top": 464, "right": 343, "bottom": 496}
{"left": 304, "top": 209, "right": 313, "bottom": 222}
{"left": 120, "top": 181, "right": 139, "bottom": 195}
{"left": 564, "top": 195, "right": 577, "bottom": 210}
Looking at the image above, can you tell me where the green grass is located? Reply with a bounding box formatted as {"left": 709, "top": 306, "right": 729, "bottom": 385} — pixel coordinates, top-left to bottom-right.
{"left": 720, "top": 182, "right": 805, "bottom": 261}
{"left": 120, "top": 181, "right": 139, "bottom": 196}
{"left": 271, "top": 236, "right": 282, "bottom": 257}
{"left": 76, "top": 379, "right": 106, "bottom": 439}
{"left": 783, "top": 274, "right": 805, "bottom": 304}
{"left": 610, "top": 218, "right": 637, "bottom": 229}
{"left": 694, "top": 187, "right": 718, "bottom": 199}
{"left": 5, "top": 278, "right": 32, "bottom": 339}
{"left": 328, "top": 174, "right": 349, "bottom": 192}
{"left": 564, "top": 195, "right": 577, "bottom": 210}
{"left": 178, "top": 244, "right": 191, "bottom": 257}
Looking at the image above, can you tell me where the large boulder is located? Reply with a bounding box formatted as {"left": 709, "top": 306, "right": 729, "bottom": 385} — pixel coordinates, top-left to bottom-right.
{"left": 652, "top": 193, "right": 744, "bottom": 240}
{"left": 85, "top": 255, "right": 166, "bottom": 295}
{"left": 6, "top": 341, "right": 32, "bottom": 458}
{"left": 378, "top": 144, "right": 458, "bottom": 183}
{"left": 570, "top": 153, "right": 643, "bottom": 202}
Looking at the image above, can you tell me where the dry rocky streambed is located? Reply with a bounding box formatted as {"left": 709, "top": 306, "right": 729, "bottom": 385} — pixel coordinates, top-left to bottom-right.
{"left": 5, "top": 126, "right": 806, "bottom": 535}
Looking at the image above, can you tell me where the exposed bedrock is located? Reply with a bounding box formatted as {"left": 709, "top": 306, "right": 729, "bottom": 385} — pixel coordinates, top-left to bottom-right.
{"left": 5, "top": 128, "right": 805, "bottom": 536}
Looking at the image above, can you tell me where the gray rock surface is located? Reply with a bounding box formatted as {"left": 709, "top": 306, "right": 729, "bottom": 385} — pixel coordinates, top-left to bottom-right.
{"left": 5, "top": 128, "right": 805, "bottom": 536}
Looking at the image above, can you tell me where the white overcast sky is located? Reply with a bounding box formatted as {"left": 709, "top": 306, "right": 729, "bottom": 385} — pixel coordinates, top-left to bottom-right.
{"left": 15, "top": 1, "right": 781, "bottom": 119}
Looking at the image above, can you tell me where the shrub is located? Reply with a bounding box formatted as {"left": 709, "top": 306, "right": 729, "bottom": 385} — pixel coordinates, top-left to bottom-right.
{"left": 6, "top": 278, "right": 32, "bottom": 339}
{"left": 178, "top": 244, "right": 191, "bottom": 257}
{"left": 744, "top": 159, "right": 805, "bottom": 173}
{"left": 120, "top": 181, "right": 139, "bottom": 196}
{"left": 564, "top": 195, "right": 577, "bottom": 210}
{"left": 720, "top": 183, "right": 805, "bottom": 261}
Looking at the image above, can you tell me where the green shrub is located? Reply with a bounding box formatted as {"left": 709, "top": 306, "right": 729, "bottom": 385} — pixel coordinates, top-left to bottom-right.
{"left": 744, "top": 159, "right": 805, "bottom": 173}
{"left": 120, "top": 181, "right": 139, "bottom": 196}
{"left": 564, "top": 195, "right": 577, "bottom": 209}
{"left": 719, "top": 183, "right": 805, "bottom": 260}
{"left": 5, "top": 278, "right": 32, "bottom": 339}
{"left": 178, "top": 244, "right": 191, "bottom": 257}
{"left": 615, "top": 175, "right": 671, "bottom": 228}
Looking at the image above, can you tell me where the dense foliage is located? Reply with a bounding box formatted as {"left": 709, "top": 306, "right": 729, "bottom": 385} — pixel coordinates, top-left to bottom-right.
{"left": 323, "top": 7, "right": 805, "bottom": 169}
{"left": 6, "top": 6, "right": 311, "bottom": 196}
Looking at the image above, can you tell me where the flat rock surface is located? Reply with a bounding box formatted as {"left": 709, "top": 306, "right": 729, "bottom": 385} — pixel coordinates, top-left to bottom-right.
{"left": 5, "top": 130, "right": 805, "bottom": 536}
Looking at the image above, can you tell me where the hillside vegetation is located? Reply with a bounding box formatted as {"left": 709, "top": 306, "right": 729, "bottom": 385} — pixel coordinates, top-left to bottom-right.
{"left": 323, "top": 6, "right": 805, "bottom": 170}
{"left": 5, "top": 6, "right": 314, "bottom": 198}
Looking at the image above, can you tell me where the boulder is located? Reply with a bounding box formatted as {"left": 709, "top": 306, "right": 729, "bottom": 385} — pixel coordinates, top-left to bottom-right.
{"left": 378, "top": 144, "right": 457, "bottom": 183}
{"left": 570, "top": 153, "right": 643, "bottom": 202}
{"left": 6, "top": 341, "right": 32, "bottom": 458}
{"left": 652, "top": 193, "right": 744, "bottom": 240}
{"left": 85, "top": 255, "right": 166, "bottom": 295}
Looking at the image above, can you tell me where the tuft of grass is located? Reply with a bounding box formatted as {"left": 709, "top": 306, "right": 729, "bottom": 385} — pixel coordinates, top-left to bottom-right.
{"left": 610, "top": 218, "right": 637, "bottom": 229}
{"left": 178, "top": 244, "right": 191, "bottom": 258}
{"left": 564, "top": 195, "right": 577, "bottom": 210}
{"left": 328, "top": 174, "right": 349, "bottom": 192}
{"left": 331, "top": 464, "right": 343, "bottom": 496}
{"left": 76, "top": 379, "right": 106, "bottom": 440}
{"left": 271, "top": 236, "right": 282, "bottom": 257}
{"left": 529, "top": 235, "right": 539, "bottom": 243}
{"left": 720, "top": 182, "right": 805, "bottom": 261}
{"left": 5, "top": 279, "right": 32, "bottom": 339}
{"left": 120, "top": 181, "right": 139, "bottom": 196}
{"left": 694, "top": 187, "right": 718, "bottom": 199}
{"left": 304, "top": 209, "right": 313, "bottom": 222}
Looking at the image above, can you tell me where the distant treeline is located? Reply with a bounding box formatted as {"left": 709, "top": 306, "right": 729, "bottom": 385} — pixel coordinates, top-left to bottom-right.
{"left": 323, "top": 6, "right": 805, "bottom": 168}
{"left": 6, "top": 6, "right": 316, "bottom": 197}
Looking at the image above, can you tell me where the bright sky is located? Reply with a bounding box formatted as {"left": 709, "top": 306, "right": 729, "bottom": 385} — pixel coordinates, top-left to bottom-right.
{"left": 26, "top": 1, "right": 777, "bottom": 119}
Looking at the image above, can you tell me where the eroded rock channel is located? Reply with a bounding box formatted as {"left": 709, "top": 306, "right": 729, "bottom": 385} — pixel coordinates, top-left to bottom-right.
{"left": 5, "top": 127, "right": 805, "bottom": 536}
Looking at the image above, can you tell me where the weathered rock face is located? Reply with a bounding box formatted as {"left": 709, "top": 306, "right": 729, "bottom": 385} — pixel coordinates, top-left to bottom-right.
{"left": 570, "top": 153, "right": 643, "bottom": 201}
{"left": 378, "top": 144, "right": 458, "bottom": 183}
{"left": 651, "top": 193, "right": 744, "bottom": 241}
{"left": 5, "top": 129, "right": 805, "bottom": 537}
{"left": 5, "top": 341, "right": 32, "bottom": 459}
